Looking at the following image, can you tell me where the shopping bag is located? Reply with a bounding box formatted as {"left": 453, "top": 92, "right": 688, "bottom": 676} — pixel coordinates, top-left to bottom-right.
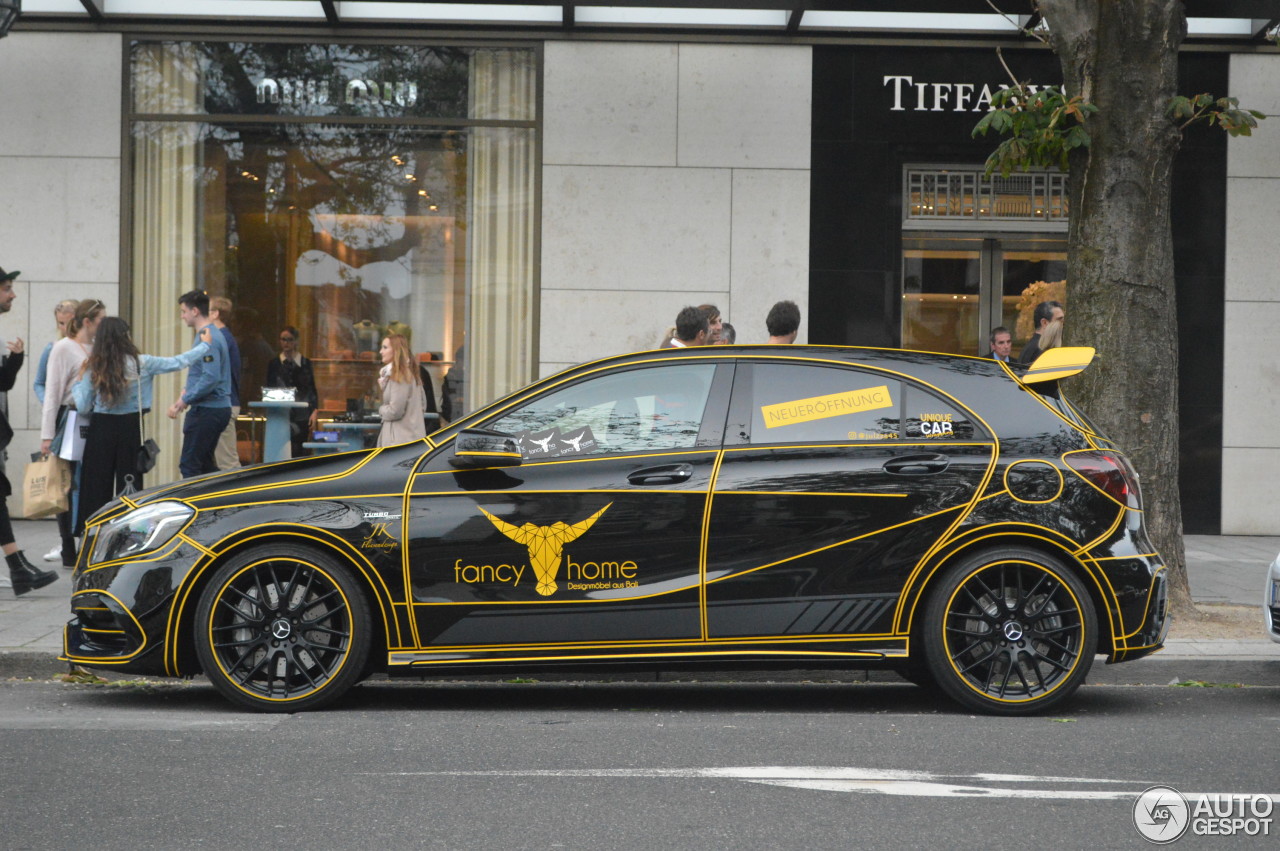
{"left": 22, "top": 453, "right": 71, "bottom": 519}
{"left": 58, "top": 410, "right": 89, "bottom": 461}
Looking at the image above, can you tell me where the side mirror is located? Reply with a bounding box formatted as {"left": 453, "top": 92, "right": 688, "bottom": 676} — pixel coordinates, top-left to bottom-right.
{"left": 449, "top": 429, "right": 523, "bottom": 469}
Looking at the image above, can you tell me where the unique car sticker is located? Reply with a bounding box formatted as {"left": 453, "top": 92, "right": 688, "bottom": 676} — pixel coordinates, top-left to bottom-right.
{"left": 761, "top": 385, "right": 893, "bottom": 428}
{"left": 478, "top": 504, "right": 613, "bottom": 596}
{"left": 903, "top": 412, "right": 974, "bottom": 440}
{"left": 916, "top": 413, "right": 955, "bottom": 437}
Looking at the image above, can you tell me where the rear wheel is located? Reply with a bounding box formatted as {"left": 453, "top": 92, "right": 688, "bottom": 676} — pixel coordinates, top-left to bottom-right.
{"left": 194, "top": 546, "right": 371, "bottom": 712}
{"left": 922, "top": 548, "right": 1096, "bottom": 715}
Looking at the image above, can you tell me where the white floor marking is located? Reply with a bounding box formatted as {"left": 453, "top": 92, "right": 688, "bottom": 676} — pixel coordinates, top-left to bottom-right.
{"left": 359, "top": 766, "right": 1268, "bottom": 801}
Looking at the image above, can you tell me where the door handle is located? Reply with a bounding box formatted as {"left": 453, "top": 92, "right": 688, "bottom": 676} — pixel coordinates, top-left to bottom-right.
{"left": 628, "top": 463, "right": 694, "bottom": 485}
{"left": 883, "top": 454, "right": 950, "bottom": 475}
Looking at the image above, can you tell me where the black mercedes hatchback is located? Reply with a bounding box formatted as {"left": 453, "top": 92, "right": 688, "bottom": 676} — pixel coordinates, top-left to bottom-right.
{"left": 63, "top": 344, "right": 1167, "bottom": 715}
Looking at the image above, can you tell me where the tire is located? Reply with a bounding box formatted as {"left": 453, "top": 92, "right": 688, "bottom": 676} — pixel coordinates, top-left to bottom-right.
{"left": 922, "top": 547, "right": 1097, "bottom": 716}
{"left": 194, "top": 545, "right": 372, "bottom": 712}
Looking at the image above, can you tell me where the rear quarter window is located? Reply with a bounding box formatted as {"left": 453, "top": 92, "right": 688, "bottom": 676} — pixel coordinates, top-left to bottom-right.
{"left": 901, "top": 385, "right": 985, "bottom": 441}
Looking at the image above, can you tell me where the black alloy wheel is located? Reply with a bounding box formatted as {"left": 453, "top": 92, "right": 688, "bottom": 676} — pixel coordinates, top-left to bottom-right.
{"left": 922, "top": 548, "right": 1097, "bottom": 715}
{"left": 195, "top": 546, "right": 371, "bottom": 712}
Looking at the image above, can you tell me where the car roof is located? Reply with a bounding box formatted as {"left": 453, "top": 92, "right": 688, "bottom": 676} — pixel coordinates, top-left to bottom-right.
{"left": 466, "top": 344, "right": 1082, "bottom": 445}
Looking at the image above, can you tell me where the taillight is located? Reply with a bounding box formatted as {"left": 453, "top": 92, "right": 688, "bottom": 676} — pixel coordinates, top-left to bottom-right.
{"left": 1063, "top": 450, "right": 1142, "bottom": 510}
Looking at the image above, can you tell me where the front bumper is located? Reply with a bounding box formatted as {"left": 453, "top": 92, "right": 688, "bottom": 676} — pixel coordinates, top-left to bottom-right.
{"left": 59, "top": 539, "right": 207, "bottom": 677}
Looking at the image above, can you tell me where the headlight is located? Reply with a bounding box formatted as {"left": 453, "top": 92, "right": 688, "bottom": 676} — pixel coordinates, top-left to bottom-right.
{"left": 91, "top": 501, "right": 195, "bottom": 565}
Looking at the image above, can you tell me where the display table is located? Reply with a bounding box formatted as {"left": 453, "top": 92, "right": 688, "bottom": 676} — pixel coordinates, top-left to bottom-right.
{"left": 302, "top": 441, "right": 351, "bottom": 455}
{"left": 329, "top": 420, "right": 381, "bottom": 450}
{"left": 248, "top": 400, "right": 310, "bottom": 462}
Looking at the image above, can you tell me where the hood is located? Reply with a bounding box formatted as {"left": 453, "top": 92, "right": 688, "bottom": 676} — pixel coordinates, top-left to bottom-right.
{"left": 127, "top": 448, "right": 381, "bottom": 507}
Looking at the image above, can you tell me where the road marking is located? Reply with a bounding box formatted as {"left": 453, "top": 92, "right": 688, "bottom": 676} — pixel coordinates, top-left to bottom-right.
{"left": 357, "top": 766, "right": 1276, "bottom": 801}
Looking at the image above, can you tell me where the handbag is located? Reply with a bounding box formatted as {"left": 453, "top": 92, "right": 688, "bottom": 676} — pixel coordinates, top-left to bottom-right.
{"left": 57, "top": 409, "right": 89, "bottom": 461}
{"left": 136, "top": 373, "right": 161, "bottom": 474}
{"left": 22, "top": 452, "right": 72, "bottom": 519}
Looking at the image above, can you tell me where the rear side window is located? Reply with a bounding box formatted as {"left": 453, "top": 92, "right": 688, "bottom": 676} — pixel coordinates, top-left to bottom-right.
{"left": 901, "top": 386, "right": 983, "bottom": 441}
{"left": 748, "top": 363, "right": 902, "bottom": 443}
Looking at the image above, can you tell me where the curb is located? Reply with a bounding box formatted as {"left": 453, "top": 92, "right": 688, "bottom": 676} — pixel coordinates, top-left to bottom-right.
{"left": 2, "top": 651, "right": 1277, "bottom": 688}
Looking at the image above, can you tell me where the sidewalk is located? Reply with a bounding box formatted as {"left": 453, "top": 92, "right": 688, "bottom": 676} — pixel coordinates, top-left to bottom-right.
{"left": 2, "top": 520, "right": 1276, "bottom": 677}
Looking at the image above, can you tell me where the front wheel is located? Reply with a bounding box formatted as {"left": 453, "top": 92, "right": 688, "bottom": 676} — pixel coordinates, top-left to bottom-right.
{"left": 922, "top": 548, "right": 1097, "bottom": 716}
{"left": 194, "top": 545, "right": 371, "bottom": 712}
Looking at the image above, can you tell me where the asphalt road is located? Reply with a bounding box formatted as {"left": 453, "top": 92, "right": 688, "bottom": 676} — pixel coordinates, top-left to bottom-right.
{"left": 2, "top": 676, "right": 1278, "bottom": 850}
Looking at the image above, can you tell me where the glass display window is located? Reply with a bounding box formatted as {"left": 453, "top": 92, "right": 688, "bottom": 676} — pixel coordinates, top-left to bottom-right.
{"left": 129, "top": 41, "right": 537, "bottom": 473}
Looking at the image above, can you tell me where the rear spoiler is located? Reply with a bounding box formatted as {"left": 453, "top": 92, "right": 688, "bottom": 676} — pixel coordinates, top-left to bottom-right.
{"left": 1020, "top": 346, "right": 1096, "bottom": 384}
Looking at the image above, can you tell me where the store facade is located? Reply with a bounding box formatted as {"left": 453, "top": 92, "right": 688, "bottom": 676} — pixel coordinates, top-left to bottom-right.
{"left": 0, "top": 19, "right": 1276, "bottom": 533}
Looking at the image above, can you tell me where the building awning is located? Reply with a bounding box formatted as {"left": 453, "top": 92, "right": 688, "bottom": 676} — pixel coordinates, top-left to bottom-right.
{"left": 16, "top": 0, "right": 1280, "bottom": 42}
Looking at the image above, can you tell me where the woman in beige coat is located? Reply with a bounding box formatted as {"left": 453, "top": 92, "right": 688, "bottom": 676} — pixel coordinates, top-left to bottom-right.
{"left": 376, "top": 334, "right": 427, "bottom": 447}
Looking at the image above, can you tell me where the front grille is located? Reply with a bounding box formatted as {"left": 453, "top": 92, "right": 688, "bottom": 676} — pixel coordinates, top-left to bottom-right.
{"left": 1270, "top": 605, "right": 1280, "bottom": 637}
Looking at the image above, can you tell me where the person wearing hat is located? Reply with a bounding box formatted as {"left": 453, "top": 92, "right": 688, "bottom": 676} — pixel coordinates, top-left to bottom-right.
{"left": 0, "top": 268, "right": 59, "bottom": 595}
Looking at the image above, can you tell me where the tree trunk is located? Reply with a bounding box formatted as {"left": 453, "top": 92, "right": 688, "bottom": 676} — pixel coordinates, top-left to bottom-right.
{"left": 1038, "top": 0, "right": 1193, "bottom": 612}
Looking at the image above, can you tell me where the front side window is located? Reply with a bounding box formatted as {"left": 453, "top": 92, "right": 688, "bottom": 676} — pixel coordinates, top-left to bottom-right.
{"left": 489, "top": 364, "right": 717, "bottom": 459}
{"left": 748, "top": 364, "right": 902, "bottom": 443}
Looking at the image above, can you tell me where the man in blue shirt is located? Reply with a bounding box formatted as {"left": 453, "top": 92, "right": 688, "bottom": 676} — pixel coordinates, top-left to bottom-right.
{"left": 168, "top": 291, "right": 231, "bottom": 477}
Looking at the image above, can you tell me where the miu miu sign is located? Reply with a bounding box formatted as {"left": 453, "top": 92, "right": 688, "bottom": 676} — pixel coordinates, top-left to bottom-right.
{"left": 255, "top": 78, "right": 420, "bottom": 107}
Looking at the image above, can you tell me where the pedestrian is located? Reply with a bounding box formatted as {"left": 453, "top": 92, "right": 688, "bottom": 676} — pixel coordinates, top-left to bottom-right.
{"left": 32, "top": 298, "right": 78, "bottom": 407}
{"left": 376, "top": 334, "right": 427, "bottom": 447}
{"left": 667, "top": 306, "right": 710, "bottom": 348}
{"left": 1019, "top": 300, "right": 1064, "bottom": 364}
{"left": 33, "top": 298, "right": 77, "bottom": 564}
{"left": 0, "top": 268, "right": 58, "bottom": 595}
{"left": 988, "top": 326, "right": 1013, "bottom": 362}
{"left": 73, "top": 318, "right": 214, "bottom": 529}
{"left": 1037, "top": 318, "right": 1064, "bottom": 353}
{"left": 766, "top": 300, "right": 801, "bottom": 344}
{"left": 716, "top": 322, "right": 737, "bottom": 345}
{"left": 39, "top": 297, "right": 106, "bottom": 567}
{"left": 168, "top": 290, "right": 231, "bottom": 477}
{"left": 208, "top": 296, "right": 243, "bottom": 470}
{"left": 697, "top": 304, "right": 724, "bottom": 344}
{"left": 264, "top": 325, "right": 318, "bottom": 458}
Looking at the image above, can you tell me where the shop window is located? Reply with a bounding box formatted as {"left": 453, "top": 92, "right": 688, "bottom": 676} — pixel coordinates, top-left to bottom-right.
{"left": 129, "top": 41, "right": 536, "bottom": 474}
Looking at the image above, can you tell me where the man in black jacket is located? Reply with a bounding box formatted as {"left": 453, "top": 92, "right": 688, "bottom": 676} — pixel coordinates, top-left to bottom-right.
{"left": 0, "top": 268, "right": 59, "bottom": 596}
{"left": 1019, "top": 301, "right": 1064, "bottom": 364}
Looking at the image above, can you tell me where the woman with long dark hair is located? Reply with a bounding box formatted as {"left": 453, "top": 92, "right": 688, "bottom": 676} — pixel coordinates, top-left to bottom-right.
{"left": 72, "top": 317, "right": 212, "bottom": 531}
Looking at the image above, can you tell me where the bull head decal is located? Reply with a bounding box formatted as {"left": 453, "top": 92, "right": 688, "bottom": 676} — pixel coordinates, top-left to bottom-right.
{"left": 480, "top": 504, "right": 612, "bottom": 596}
